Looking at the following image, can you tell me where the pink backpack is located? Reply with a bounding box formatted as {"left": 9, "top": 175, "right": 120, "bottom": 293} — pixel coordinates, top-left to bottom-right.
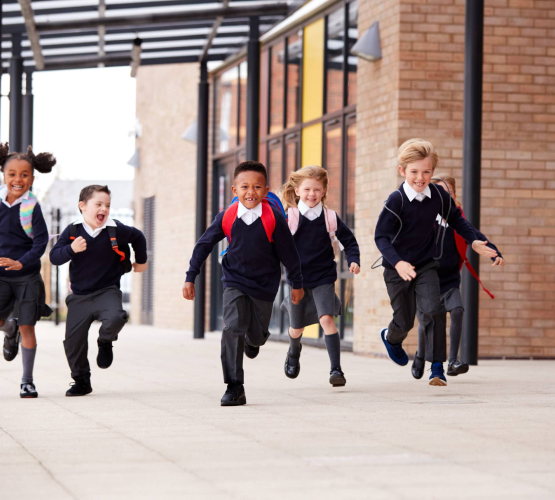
{"left": 287, "top": 207, "right": 344, "bottom": 251}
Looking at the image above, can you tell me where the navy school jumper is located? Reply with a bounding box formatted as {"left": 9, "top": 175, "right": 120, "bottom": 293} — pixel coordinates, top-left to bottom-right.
{"left": 186, "top": 206, "right": 303, "bottom": 303}
{"left": 286, "top": 210, "right": 360, "bottom": 288}
{"left": 50, "top": 221, "right": 147, "bottom": 295}
{"left": 0, "top": 201, "right": 48, "bottom": 278}
{"left": 374, "top": 183, "right": 479, "bottom": 270}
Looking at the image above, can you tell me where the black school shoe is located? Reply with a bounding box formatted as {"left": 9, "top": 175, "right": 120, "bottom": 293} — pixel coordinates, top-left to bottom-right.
{"left": 447, "top": 360, "right": 469, "bottom": 376}
{"left": 244, "top": 343, "right": 259, "bottom": 359}
{"left": 329, "top": 367, "right": 346, "bottom": 387}
{"left": 284, "top": 345, "right": 302, "bottom": 379}
{"left": 97, "top": 340, "right": 113, "bottom": 369}
{"left": 20, "top": 382, "right": 38, "bottom": 398}
{"left": 2, "top": 321, "right": 20, "bottom": 362}
{"left": 411, "top": 353, "right": 425, "bottom": 380}
{"left": 66, "top": 374, "right": 93, "bottom": 397}
{"left": 221, "top": 381, "right": 246, "bottom": 406}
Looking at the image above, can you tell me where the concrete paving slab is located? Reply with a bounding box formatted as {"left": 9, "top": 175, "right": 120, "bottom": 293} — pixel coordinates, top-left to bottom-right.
{"left": 0, "top": 322, "right": 554, "bottom": 499}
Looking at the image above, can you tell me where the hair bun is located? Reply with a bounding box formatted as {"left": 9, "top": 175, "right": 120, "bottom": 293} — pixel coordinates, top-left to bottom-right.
{"left": 26, "top": 146, "right": 57, "bottom": 174}
{"left": 0, "top": 142, "right": 10, "bottom": 168}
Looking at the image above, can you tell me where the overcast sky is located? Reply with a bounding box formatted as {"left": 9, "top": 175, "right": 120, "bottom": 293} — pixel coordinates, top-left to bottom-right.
{"left": 0, "top": 66, "right": 137, "bottom": 199}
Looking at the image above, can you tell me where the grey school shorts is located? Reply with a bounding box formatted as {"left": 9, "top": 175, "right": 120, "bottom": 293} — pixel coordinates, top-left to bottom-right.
{"left": 281, "top": 283, "right": 342, "bottom": 329}
{"left": 0, "top": 273, "right": 52, "bottom": 326}
{"left": 441, "top": 287, "right": 464, "bottom": 312}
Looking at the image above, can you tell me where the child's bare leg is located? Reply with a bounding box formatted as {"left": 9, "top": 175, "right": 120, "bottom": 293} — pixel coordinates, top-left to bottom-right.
{"left": 19, "top": 325, "right": 37, "bottom": 385}
{"left": 289, "top": 327, "right": 304, "bottom": 339}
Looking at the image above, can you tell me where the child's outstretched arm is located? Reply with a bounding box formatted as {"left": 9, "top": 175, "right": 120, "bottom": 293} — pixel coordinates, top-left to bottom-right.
{"left": 183, "top": 212, "right": 226, "bottom": 300}
{"left": 272, "top": 214, "right": 304, "bottom": 304}
{"left": 336, "top": 215, "right": 360, "bottom": 274}
{"left": 473, "top": 228, "right": 504, "bottom": 267}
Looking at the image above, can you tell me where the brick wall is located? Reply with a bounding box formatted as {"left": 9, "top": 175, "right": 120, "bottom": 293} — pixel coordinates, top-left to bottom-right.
{"left": 354, "top": 0, "right": 555, "bottom": 358}
{"left": 131, "top": 64, "right": 198, "bottom": 331}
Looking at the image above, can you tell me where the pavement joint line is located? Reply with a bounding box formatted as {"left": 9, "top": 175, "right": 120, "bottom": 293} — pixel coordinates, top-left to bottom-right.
{"left": 0, "top": 423, "right": 79, "bottom": 500}
{"left": 46, "top": 395, "right": 244, "bottom": 500}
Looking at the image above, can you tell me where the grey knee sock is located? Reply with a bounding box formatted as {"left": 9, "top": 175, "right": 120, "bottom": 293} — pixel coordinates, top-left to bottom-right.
{"left": 449, "top": 307, "right": 464, "bottom": 363}
{"left": 288, "top": 331, "right": 302, "bottom": 354}
{"left": 325, "top": 332, "right": 341, "bottom": 370}
{"left": 21, "top": 345, "right": 37, "bottom": 384}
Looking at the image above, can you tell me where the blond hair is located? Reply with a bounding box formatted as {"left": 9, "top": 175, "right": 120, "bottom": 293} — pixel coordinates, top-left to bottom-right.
{"left": 398, "top": 138, "right": 439, "bottom": 171}
{"left": 432, "top": 173, "right": 461, "bottom": 208}
{"left": 280, "top": 166, "right": 329, "bottom": 211}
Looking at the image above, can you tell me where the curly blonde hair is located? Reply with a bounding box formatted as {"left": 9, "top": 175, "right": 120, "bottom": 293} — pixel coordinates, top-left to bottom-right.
{"left": 280, "top": 166, "right": 329, "bottom": 211}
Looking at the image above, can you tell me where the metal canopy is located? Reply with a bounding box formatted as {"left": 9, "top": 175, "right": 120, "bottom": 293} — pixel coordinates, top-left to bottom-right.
{"left": 2, "top": 0, "right": 300, "bottom": 72}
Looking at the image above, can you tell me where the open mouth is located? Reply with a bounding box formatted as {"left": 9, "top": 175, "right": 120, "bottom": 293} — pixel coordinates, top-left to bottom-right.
{"left": 11, "top": 184, "right": 24, "bottom": 191}
{"left": 245, "top": 197, "right": 257, "bottom": 203}
{"left": 97, "top": 214, "right": 106, "bottom": 223}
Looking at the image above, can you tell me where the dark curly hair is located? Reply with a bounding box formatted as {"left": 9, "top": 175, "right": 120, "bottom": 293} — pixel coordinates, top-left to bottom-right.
{"left": 0, "top": 143, "right": 56, "bottom": 174}
{"left": 233, "top": 160, "right": 268, "bottom": 183}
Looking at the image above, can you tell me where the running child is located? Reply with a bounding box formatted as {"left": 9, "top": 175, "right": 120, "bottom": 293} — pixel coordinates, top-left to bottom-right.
{"left": 183, "top": 161, "right": 303, "bottom": 406}
{"left": 50, "top": 185, "right": 147, "bottom": 396}
{"left": 412, "top": 174, "right": 504, "bottom": 379}
{"left": 374, "top": 139, "right": 499, "bottom": 386}
{"left": 0, "top": 143, "right": 56, "bottom": 398}
{"left": 280, "top": 166, "right": 360, "bottom": 386}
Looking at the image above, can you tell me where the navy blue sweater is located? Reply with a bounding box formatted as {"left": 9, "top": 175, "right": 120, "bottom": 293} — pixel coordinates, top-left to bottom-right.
{"left": 375, "top": 183, "right": 479, "bottom": 270}
{"left": 0, "top": 201, "right": 48, "bottom": 278}
{"left": 438, "top": 224, "right": 501, "bottom": 294}
{"left": 186, "top": 207, "right": 303, "bottom": 302}
{"left": 286, "top": 210, "right": 360, "bottom": 288}
{"left": 50, "top": 221, "right": 147, "bottom": 295}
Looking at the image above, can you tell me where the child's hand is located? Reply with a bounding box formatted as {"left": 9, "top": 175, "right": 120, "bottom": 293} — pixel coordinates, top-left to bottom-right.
{"left": 71, "top": 236, "right": 87, "bottom": 254}
{"left": 472, "top": 240, "right": 498, "bottom": 259}
{"left": 183, "top": 282, "right": 195, "bottom": 300}
{"left": 0, "top": 258, "right": 22, "bottom": 271}
{"left": 349, "top": 262, "right": 360, "bottom": 275}
{"left": 492, "top": 256, "right": 505, "bottom": 267}
{"left": 291, "top": 288, "right": 304, "bottom": 305}
{"left": 395, "top": 261, "right": 416, "bottom": 281}
{"left": 133, "top": 262, "right": 148, "bottom": 273}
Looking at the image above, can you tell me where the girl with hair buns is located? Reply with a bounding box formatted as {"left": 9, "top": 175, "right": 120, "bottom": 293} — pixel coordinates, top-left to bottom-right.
{"left": 0, "top": 143, "right": 56, "bottom": 398}
{"left": 280, "top": 166, "right": 360, "bottom": 387}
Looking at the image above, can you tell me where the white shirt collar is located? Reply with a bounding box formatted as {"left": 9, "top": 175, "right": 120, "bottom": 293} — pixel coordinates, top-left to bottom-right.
{"left": 237, "top": 201, "right": 263, "bottom": 218}
{"left": 74, "top": 215, "right": 117, "bottom": 238}
{"left": 298, "top": 200, "right": 323, "bottom": 220}
{"left": 0, "top": 185, "right": 30, "bottom": 208}
{"left": 403, "top": 181, "right": 431, "bottom": 202}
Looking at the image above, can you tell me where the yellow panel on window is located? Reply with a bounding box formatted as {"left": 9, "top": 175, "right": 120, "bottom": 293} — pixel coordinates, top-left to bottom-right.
{"left": 302, "top": 18, "right": 324, "bottom": 123}
{"left": 300, "top": 123, "right": 322, "bottom": 339}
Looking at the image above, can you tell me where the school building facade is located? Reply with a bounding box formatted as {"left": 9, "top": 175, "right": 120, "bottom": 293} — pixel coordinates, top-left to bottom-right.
{"left": 132, "top": 0, "right": 555, "bottom": 359}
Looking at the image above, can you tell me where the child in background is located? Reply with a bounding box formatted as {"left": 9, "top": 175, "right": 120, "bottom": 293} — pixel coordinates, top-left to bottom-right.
{"left": 412, "top": 174, "right": 504, "bottom": 379}
{"left": 280, "top": 166, "right": 360, "bottom": 387}
{"left": 374, "top": 139, "right": 499, "bottom": 386}
{"left": 50, "top": 185, "right": 148, "bottom": 396}
{"left": 0, "top": 143, "right": 56, "bottom": 398}
{"left": 184, "top": 161, "right": 303, "bottom": 406}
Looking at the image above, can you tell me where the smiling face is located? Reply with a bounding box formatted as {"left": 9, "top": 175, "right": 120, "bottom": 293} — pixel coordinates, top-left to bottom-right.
{"left": 78, "top": 191, "right": 111, "bottom": 229}
{"left": 3, "top": 159, "right": 34, "bottom": 203}
{"left": 399, "top": 157, "right": 434, "bottom": 193}
{"left": 295, "top": 178, "right": 326, "bottom": 208}
{"left": 231, "top": 170, "right": 269, "bottom": 210}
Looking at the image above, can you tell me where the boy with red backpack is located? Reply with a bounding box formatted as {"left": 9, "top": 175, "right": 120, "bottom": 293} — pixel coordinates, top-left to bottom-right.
{"left": 412, "top": 174, "right": 504, "bottom": 380}
{"left": 183, "top": 161, "right": 303, "bottom": 406}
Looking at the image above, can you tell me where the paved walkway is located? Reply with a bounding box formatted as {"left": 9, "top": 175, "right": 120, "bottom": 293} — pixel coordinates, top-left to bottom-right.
{"left": 1, "top": 322, "right": 554, "bottom": 500}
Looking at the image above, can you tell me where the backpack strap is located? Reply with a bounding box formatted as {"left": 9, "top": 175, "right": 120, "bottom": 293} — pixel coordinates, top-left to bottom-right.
{"left": 108, "top": 225, "right": 126, "bottom": 262}
{"left": 19, "top": 191, "right": 38, "bottom": 239}
{"left": 259, "top": 200, "right": 276, "bottom": 242}
{"left": 69, "top": 223, "right": 78, "bottom": 240}
{"left": 288, "top": 207, "right": 300, "bottom": 235}
{"left": 324, "top": 208, "right": 344, "bottom": 251}
{"left": 222, "top": 201, "right": 240, "bottom": 245}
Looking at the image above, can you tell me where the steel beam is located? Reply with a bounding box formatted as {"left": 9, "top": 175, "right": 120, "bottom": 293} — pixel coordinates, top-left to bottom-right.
{"left": 246, "top": 16, "right": 260, "bottom": 161}
{"left": 17, "top": 0, "right": 45, "bottom": 70}
{"left": 194, "top": 60, "right": 209, "bottom": 340}
{"left": 9, "top": 33, "right": 23, "bottom": 152}
{"left": 460, "top": 0, "right": 484, "bottom": 366}
{"left": 22, "top": 70, "right": 33, "bottom": 149}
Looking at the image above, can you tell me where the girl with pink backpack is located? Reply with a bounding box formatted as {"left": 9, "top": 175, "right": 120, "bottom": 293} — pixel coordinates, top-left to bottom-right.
{"left": 280, "top": 166, "right": 360, "bottom": 387}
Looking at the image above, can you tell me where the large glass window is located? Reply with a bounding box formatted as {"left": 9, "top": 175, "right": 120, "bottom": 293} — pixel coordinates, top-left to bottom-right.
{"left": 269, "top": 41, "right": 285, "bottom": 135}
{"left": 286, "top": 33, "right": 302, "bottom": 128}
{"left": 347, "top": 1, "right": 358, "bottom": 107}
{"left": 324, "top": 123, "right": 342, "bottom": 210}
{"left": 285, "top": 133, "right": 300, "bottom": 178}
{"left": 344, "top": 115, "right": 356, "bottom": 229}
{"left": 239, "top": 61, "right": 248, "bottom": 145}
{"left": 216, "top": 66, "right": 239, "bottom": 153}
{"left": 268, "top": 139, "right": 283, "bottom": 193}
{"left": 326, "top": 8, "right": 345, "bottom": 114}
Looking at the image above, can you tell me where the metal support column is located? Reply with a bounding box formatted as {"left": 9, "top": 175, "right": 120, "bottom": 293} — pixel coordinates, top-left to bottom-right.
{"left": 9, "top": 33, "right": 23, "bottom": 152}
{"left": 0, "top": 0, "right": 3, "bottom": 139}
{"left": 246, "top": 16, "right": 260, "bottom": 161}
{"left": 460, "top": 0, "right": 484, "bottom": 366}
{"left": 22, "top": 71, "right": 34, "bottom": 150}
{"left": 193, "top": 60, "right": 209, "bottom": 339}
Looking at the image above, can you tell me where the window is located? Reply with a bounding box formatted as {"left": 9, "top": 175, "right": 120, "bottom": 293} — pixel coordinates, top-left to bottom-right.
{"left": 239, "top": 61, "right": 248, "bottom": 145}
{"left": 269, "top": 41, "right": 285, "bottom": 134}
{"left": 347, "top": 1, "right": 358, "bottom": 107}
{"left": 268, "top": 139, "right": 283, "bottom": 192}
{"left": 216, "top": 66, "right": 240, "bottom": 153}
{"left": 325, "top": 8, "right": 345, "bottom": 114}
{"left": 286, "top": 33, "right": 302, "bottom": 128}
